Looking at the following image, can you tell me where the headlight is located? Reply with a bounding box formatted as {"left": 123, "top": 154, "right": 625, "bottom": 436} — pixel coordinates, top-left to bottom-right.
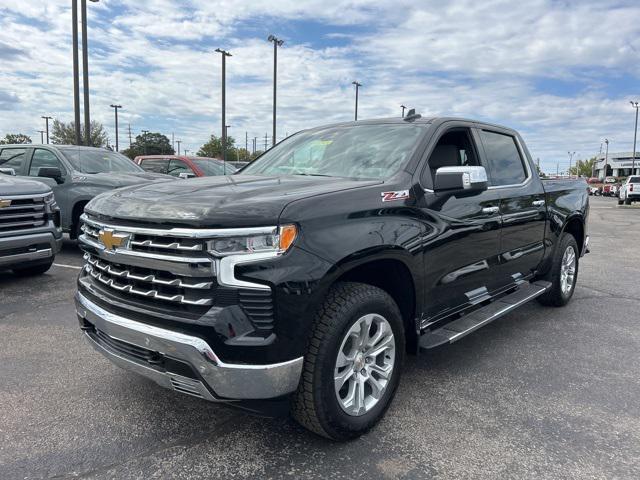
{"left": 43, "top": 192, "right": 55, "bottom": 204}
{"left": 207, "top": 224, "right": 297, "bottom": 256}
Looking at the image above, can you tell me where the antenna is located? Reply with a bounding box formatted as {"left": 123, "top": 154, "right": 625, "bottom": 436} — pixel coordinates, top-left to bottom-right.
{"left": 403, "top": 109, "right": 421, "bottom": 121}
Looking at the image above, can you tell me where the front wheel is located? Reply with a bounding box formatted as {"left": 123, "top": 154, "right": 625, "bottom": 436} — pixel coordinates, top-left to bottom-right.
{"left": 625, "top": 198, "right": 632, "bottom": 205}
{"left": 538, "top": 234, "right": 579, "bottom": 307}
{"left": 291, "top": 282, "right": 405, "bottom": 441}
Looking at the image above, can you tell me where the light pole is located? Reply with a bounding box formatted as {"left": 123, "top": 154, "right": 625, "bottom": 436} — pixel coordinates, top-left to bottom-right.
{"left": 41, "top": 116, "right": 52, "bottom": 144}
{"left": 71, "top": 0, "right": 82, "bottom": 145}
{"left": 37, "top": 130, "right": 45, "bottom": 143}
{"left": 184, "top": 149, "right": 189, "bottom": 156}
{"left": 401, "top": 105, "right": 407, "bottom": 117}
{"left": 110, "top": 104, "right": 121, "bottom": 151}
{"left": 631, "top": 101, "right": 639, "bottom": 175}
{"left": 81, "top": 0, "right": 99, "bottom": 146}
{"left": 268, "top": 35, "right": 284, "bottom": 148}
{"left": 142, "top": 129, "right": 149, "bottom": 155}
{"left": 568, "top": 151, "right": 575, "bottom": 177}
{"left": 352, "top": 81, "right": 362, "bottom": 121}
{"left": 176, "top": 140, "right": 181, "bottom": 155}
{"left": 215, "top": 48, "right": 231, "bottom": 174}
{"left": 603, "top": 139, "right": 609, "bottom": 179}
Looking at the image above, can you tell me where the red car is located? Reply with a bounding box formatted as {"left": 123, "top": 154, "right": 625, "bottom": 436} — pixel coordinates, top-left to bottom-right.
{"left": 134, "top": 155, "right": 236, "bottom": 178}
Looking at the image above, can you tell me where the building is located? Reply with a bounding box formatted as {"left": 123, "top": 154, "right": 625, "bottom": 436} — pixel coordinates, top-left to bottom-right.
{"left": 593, "top": 152, "right": 640, "bottom": 179}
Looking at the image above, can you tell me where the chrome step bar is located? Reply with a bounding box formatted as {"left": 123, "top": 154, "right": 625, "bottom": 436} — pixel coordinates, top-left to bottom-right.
{"left": 419, "top": 280, "right": 551, "bottom": 350}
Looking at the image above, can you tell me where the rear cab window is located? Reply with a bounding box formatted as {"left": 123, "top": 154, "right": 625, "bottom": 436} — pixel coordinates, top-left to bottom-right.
{"left": 479, "top": 130, "right": 528, "bottom": 186}
{"left": 0, "top": 147, "right": 29, "bottom": 174}
{"left": 139, "top": 158, "right": 169, "bottom": 174}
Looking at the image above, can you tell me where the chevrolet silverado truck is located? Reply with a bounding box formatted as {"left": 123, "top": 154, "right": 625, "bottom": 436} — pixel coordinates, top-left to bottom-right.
{"left": 74, "top": 115, "right": 589, "bottom": 440}
{"left": 617, "top": 175, "right": 640, "bottom": 205}
{"left": 1, "top": 175, "right": 62, "bottom": 275}
{"left": 0, "top": 144, "right": 172, "bottom": 239}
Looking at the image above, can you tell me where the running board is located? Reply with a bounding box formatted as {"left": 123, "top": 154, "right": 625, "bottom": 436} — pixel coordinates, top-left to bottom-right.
{"left": 419, "top": 281, "right": 551, "bottom": 350}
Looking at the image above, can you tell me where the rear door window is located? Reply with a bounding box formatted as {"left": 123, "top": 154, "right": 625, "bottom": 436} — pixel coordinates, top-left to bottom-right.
{"left": 0, "top": 148, "right": 28, "bottom": 173}
{"left": 479, "top": 130, "right": 528, "bottom": 186}
{"left": 140, "top": 158, "right": 168, "bottom": 174}
{"left": 29, "top": 149, "right": 66, "bottom": 176}
{"left": 167, "top": 159, "right": 195, "bottom": 177}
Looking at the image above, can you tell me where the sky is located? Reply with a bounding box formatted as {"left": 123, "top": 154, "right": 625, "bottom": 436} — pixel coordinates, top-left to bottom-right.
{"left": 1, "top": 0, "right": 640, "bottom": 173}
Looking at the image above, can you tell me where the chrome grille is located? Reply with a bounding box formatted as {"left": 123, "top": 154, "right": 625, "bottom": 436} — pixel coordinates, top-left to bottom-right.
{"left": 0, "top": 194, "right": 47, "bottom": 232}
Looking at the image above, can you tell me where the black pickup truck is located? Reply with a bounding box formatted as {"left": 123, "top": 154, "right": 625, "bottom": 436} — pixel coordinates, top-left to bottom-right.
{"left": 75, "top": 115, "right": 589, "bottom": 440}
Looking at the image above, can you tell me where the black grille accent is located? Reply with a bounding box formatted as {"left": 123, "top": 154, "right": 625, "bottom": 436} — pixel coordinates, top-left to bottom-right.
{"left": 239, "top": 290, "right": 275, "bottom": 331}
{"left": 94, "top": 328, "right": 162, "bottom": 364}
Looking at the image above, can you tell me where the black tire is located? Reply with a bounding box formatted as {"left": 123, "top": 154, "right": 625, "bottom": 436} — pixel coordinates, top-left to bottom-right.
{"left": 618, "top": 199, "right": 624, "bottom": 205}
{"left": 625, "top": 198, "right": 632, "bottom": 206}
{"left": 537, "top": 233, "right": 579, "bottom": 307}
{"left": 13, "top": 258, "right": 54, "bottom": 276}
{"left": 291, "top": 282, "right": 405, "bottom": 441}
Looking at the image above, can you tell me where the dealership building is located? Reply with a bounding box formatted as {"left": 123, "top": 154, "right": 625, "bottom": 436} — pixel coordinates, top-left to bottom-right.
{"left": 593, "top": 152, "right": 640, "bottom": 178}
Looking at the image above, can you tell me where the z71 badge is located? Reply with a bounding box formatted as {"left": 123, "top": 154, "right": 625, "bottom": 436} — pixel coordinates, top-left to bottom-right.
{"left": 381, "top": 190, "right": 409, "bottom": 202}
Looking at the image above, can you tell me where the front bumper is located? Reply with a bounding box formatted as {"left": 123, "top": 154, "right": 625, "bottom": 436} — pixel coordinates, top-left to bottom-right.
{"left": 0, "top": 229, "right": 62, "bottom": 267}
{"left": 75, "top": 292, "right": 303, "bottom": 401}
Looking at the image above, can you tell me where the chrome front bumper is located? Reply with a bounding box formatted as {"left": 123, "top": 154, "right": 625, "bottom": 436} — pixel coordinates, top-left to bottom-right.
{"left": 75, "top": 292, "right": 303, "bottom": 401}
{"left": 0, "top": 230, "right": 62, "bottom": 267}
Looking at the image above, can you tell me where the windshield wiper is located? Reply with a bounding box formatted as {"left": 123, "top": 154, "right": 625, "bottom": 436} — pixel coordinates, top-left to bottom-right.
{"left": 294, "top": 173, "right": 335, "bottom": 177}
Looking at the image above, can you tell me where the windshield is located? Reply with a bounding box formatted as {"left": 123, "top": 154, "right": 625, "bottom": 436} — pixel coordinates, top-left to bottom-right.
{"left": 630, "top": 176, "right": 640, "bottom": 183}
{"left": 60, "top": 148, "right": 143, "bottom": 174}
{"left": 240, "top": 124, "right": 426, "bottom": 179}
{"left": 191, "top": 158, "right": 236, "bottom": 176}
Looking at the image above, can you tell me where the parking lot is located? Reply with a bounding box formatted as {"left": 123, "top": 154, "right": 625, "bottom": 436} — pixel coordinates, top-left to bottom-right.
{"left": 0, "top": 195, "right": 638, "bottom": 479}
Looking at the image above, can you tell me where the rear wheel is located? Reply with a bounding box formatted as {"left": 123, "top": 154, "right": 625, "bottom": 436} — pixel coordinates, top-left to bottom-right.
{"left": 538, "top": 233, "right": 579, "bottom": 307}
{"left": 291, "top": 282, "right": 405, "bottom": 441}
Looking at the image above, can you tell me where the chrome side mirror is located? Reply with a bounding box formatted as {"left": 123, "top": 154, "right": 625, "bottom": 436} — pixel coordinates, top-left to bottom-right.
{"left": 434, "top": 166, "right": 488, "bottom": 193}
{"left": 0, "top": 167, "right": 16, "bottom": 176}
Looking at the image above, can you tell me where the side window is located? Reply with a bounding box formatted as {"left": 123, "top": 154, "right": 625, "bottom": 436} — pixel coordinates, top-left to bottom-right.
{"left": 0, "top": 148, "right": 28, "bottom": 173}
{"left": 29, "top": 149, "right": 65, "bottom": 176}
{"left": 167, "top": 159, "right": 194, "bottom": 177}
{"left": 479, "top": 130, "right": 527, "bottom": 186}
{"left": 422, "top": 129, "right": 480, "bottom": 185}
{"left": 140, "top": 159, "right": 168, "bottom": 174}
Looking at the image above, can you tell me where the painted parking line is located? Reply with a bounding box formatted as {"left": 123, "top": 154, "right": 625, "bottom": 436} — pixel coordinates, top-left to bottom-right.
{"left": 53, "top": 263, "right": 83, "bottom": 270}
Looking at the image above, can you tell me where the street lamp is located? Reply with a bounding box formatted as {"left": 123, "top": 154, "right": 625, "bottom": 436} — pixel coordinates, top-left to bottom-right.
{"left": 110, "top": 104, "right": 122, "bottom": 151}
{"left": 215, "top": 48, "right": 232, "bottom": 174}
{"left": 41, "top": 116, "right": 52, "bottom": 144}
{"left": 352, "top": 81, "right": 362, "bottom": 121}
{"left": 37, "top": 130, "right": 45, "bottom": 144}
{"left": 184, "top": 149, "right": 189, "bottom": 156}
{"left": 568, "top": 151, "right": 575, "bottom": 177}
{"left": 176, "top": 140, "right": 181, "bottom": 155}
{"left": 603, "top": 139, "right": 609, "bottom": 179}
{"left": 631, "top": 101, "right": 639, "bottom": 175}
{"left": 401, "top": 104, "right": 407, "bottom": 117}
{"left": 268, "top": 35, "right": 284, "bottom": 148}
{"left": 81, "top": 0, "right": 99, "bottom": 145}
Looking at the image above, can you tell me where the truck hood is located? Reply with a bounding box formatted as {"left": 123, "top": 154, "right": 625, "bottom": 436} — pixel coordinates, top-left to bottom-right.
{"left": 0, "top": 175, "right": 51, "bottom": 196}
{"left": 82, "top": 171, "right": 173, "bottom": 188}
{"left": 86, "top": 175, "right": 381, "bottom": 227}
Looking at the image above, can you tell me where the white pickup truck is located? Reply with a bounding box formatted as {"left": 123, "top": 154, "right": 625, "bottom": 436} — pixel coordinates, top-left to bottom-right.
{"left": 618, "top": 176, "right": 640, "bottom": 205}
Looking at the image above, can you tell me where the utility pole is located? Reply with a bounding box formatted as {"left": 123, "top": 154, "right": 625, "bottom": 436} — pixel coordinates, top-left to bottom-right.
{"left": 176, "top": 140, "right": 181, "bottom": 155}
{"left": 127, "top": 123, "right": 132, "bottom": 147}
{"left": 253, "top": 137, "right": 257, "bottom": 154}
{"left": 37, "top": 130, "right": 45, "bottom": 143}
{"left": 264, "top": 132, "right": 268, "bottom": 152}
{"left": 603, "top": 139, "right": 609, "bottom": 179}
{"left": 41, "top": 116, "right": 52, "bottom": 144}
{"left": 401, "top": 105, "right": 407, "bottom": 117}
{"left": 631, "top": 101, "right": 639, "bottom": 175}
{"left": 81, "top": 0, "right": 98, "bottom": 146}
{"left": 245, "top": 131, "right": 248, "bottom": 160}
{"left": 110, "top": 104, "right": 121, "bottom": 151}
{"left": 71, "top": 0, "right": 82, "bottom": 145}
{"left": 568, "top": 151, "right": 575, "bottom": 177}
{"left": 268, "top": 35, "right": 284, "bottom": 147}
{"left": 184, "top": 149, "right": 189, "bottom": 156}
{"left": 352, "top": 81, "right": 362, "bottom": 121}
{"left": 215, "top": 48, "right": 231, "bottom": 174}
{"left": 142, "top": 129, "right": 149, "bottom": 155}
{"left": 171, "top": 132, "right": 175, "bottom": 152}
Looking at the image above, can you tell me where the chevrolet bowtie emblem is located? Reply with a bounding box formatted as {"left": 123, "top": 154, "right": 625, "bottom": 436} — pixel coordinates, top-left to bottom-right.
{"left": 98, "top": 228, "right": 129, "bottom": 252}
{"left": 0, "top": 199, "right": 11, "bottom": 208}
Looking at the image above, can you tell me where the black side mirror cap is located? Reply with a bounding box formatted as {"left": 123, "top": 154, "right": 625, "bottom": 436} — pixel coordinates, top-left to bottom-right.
{"left": 38, "top": 166, "right": 64, "bottom": 184}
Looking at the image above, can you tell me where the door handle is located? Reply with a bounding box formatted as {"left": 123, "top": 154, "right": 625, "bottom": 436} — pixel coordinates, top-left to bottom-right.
{"left": 482, "top": 206, "right": 500, "bottom": 215}
{"left": 532, "top": 200, "right": 546, "bottom": 207}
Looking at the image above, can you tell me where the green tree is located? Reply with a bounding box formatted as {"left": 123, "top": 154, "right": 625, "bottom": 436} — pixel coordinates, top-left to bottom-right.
{"left": 121, "top": 132, "right": 175, "bottom": 159}
{"left": 568, "top": 156, "right": 597, "bottom": 177}
{"left": 0, "top": 133, "right": 32, "bottom": 144}
{"left": 250, "top": 150, "right": 264, "bottom": 161}
{"left": 196, "top": 134, "right": 236, "bottom": 159}
{"left": 50, "top": 119, "right": 108, "bottom": 147}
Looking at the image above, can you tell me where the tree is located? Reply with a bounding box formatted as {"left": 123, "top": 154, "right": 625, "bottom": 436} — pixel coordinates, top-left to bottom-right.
{"left": 51, "top": 119, "right": 108, "bottom": 147}
{"left": 197, "top": 134, "right": 236, "bottom": 159}
{"left": 568, "top": 156, "right": 597, "bottom": 177}
{"left": 121, "top": 132, "right": 174, "bottom": 159}
{"left": 250, "top": 150, "right": 264, "bottom": 161}
{"left": 0, "top": 133, "right": 32, "bottom": 144}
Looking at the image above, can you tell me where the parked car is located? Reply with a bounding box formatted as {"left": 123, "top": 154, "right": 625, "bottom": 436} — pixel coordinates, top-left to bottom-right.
{"left": 75, "top": 116, "right": 589, "bottom": 441}
{"left": 618, "top": 175, "right": 640, "bottom": 205}
{"left": 134, "top": 155, "right": 237, "bottom": 178}
{"left": 0, "top": 145, "right": 173, "bottom": 238}
{"left": 0, "top": 175, "right": 62, "bottom": 275}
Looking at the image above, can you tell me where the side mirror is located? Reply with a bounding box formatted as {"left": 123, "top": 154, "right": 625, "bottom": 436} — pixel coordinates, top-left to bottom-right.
{"left": 38, "top": 166, "right": 64, "bottom": 184}
{"left": 178, "top": 172, "right": 196, "bottom": 179}
{"left": 0, "top": 167, "right": 16, "bottom": 176}
{"left": 434, "top": 166, "right": 488, "bottom": 193}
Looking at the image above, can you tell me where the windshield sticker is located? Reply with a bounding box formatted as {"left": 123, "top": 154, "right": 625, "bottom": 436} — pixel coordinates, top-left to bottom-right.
{"left": 381, "top": 190, "right": 409, "bottom": 202}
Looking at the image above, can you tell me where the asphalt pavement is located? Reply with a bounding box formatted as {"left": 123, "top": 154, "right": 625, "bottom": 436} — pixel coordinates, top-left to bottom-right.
{"left": 1, "top": 195, "right": 639, "bottom": 479}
